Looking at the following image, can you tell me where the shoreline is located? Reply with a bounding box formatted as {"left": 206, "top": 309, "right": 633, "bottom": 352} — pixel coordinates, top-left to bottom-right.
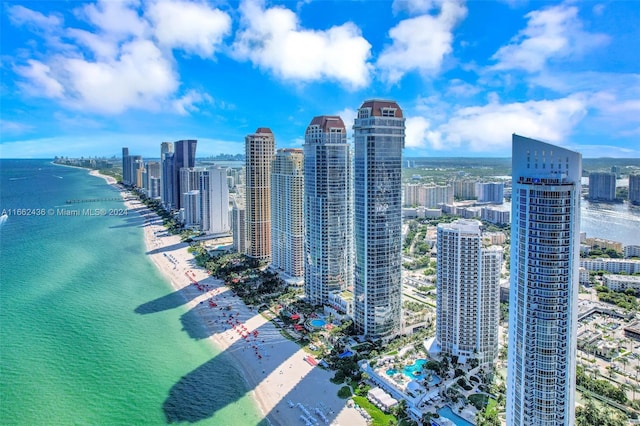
{"left": 51, "top": 161, "right": 118, "bottom": 185}
{"left": 118, "top": 191, "right": 366, "bottom": 426}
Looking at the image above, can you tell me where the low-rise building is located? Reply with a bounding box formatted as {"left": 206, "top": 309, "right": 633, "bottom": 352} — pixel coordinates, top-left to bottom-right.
{"left": 603, "top": 274, "right": 640, "bottom": 292}
{"left": 580, "top": 258, "right": 640, "bottom": 274}
{"left": 624, "top": 245, "right": 640, "bottom": 258}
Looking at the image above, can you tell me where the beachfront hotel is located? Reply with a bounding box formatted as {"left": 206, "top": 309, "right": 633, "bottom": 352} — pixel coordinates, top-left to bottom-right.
{"left": 434, "top": 219, "right": 502, "bottom": 365}
{"left": 507, "top": 134, "right": 581, "bottom": 425}
{"left": 304, "top": 115, "right": 353, "bottom": 306}
{"left": 353, "top": 100, "right": 405, "bottom": 338}
{"left": 172, "top": 140, "right": 197, "bottom": 211}
{"left": 271, "top": 148, "right": 305, "bottom": 282}
{"left": 245, "top": 128, "right": 275, "bottom": 262}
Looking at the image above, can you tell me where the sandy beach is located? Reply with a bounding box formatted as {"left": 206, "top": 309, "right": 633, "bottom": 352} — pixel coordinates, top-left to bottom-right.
{"left": 119, "top": 191, "right": 367, "bottom": 426}
{"left": 88, "top": 169, "right": 117, "bottom": 185}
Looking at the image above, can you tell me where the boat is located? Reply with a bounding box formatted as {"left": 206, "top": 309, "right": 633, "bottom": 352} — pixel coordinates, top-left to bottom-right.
{"left": 0, "top": 213, "right": 7, "bottom": 227}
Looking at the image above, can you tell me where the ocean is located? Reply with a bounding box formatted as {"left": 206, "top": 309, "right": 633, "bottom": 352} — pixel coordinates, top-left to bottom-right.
{"left": 0, "top": 159, "right": 265, "bottom": 425}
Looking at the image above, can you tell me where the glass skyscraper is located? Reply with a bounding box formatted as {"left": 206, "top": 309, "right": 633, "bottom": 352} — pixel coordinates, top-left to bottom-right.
{"left": 173, "top": 139, "right": 197, "bottom": 211}
{"left": 507, "top": 134, "right": 581, "bottom": 425}
{"left": 353, "top": 100, "right": 405, "bottom": 338}
{"left": 304, "top": 115, "right": 352, "bottom": 305}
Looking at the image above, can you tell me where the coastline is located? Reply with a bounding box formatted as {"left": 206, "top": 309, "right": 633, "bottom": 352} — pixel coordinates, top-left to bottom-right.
{"left": 51, "top": 161, "right": 118, "bottom": 185}
{"left": 118, "top": 191, "right": 366, "bottom": 426}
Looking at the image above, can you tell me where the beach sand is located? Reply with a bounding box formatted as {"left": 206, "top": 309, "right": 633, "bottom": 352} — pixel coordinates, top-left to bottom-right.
{"left": 121, "top": 193, "right": 367, "bottom": 426}
{"left": 88, "top": 169, "right": 117, "bottom": 185}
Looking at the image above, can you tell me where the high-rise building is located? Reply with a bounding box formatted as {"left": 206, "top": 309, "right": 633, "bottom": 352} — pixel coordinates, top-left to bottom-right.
{"left": 145, "top": 161, "right": 161, "bottom": 198}
{"left": 451, "top": 179, "right": 477, "bottom": 200}
{"left": 507, "top": 134, "right": 581, "bottom": 426}
{"left": 353, "top": 100, "right": 405, "bottom": 338}
{"left": 588, "top": 171, "right": 616, "bottom": 201}
{"left": 629, "top": 173, "right": 640, "bottom": 205}
{"left": 231, "top": 196, "right": 247, "bottom": 254}
{"left": 245, "top": 128, "right": 275, "bottom": 262}
{"left": 403, "top": 183, "right": 453, "bottom": 208}
{"left": 435, "top": 219, "right": 502, "bottom": 365}
{"left": 476, "top": 182, "right": 504, "bottom": 204}
{"left": 179, "top": 167, "right": 230, "bottom": 234}
{"left": 122, "top": 147, "right": 130, "bottom": 185}
{"left": 129, "top": 155, "right": 143, "bottom": 187}
{"left": 304, "top": 115, "right": 353, "bottom": 305}
{"left": 172, "top": 140, "right": 197, "bottom": 210}
{"left": 161, "top": 152, "right": 175, "bottom": 209}
{"left": 271, "top": 148, "right": 304, "bottom": 280}
{"left": 160, "top": 142, "right": 174, "bottom": 207}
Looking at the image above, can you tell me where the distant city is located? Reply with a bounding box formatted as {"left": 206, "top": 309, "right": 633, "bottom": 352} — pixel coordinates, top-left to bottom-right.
{"left": 52, "top": 99, "right": 640, "bottom": 426}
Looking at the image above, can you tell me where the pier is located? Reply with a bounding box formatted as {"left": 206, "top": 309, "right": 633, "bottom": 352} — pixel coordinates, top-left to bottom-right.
{"left": 65, "top": 197, "right": 124, "bottom": 204}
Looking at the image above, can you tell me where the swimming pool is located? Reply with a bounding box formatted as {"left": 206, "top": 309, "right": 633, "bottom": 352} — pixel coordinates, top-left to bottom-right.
{"left": 436, "top": 406, "right": 474, "bottom": 426}
{"left": 403, "top": 359, "right": 427, "bottom": 379}
{"left": 386, "top": 368, "right": 398, "bottom": 376}
{"left": 309, "top": 319, "right": 326, "bottom": 328}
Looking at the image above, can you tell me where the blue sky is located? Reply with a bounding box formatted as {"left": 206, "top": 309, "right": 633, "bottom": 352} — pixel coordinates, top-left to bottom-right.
{"left": 1, "top": 0, "right": 639, "bottom": 159}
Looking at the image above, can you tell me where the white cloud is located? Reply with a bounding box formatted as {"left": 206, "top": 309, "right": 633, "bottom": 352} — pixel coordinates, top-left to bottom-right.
{"left": 335, "top": 107, "right": 357, "bottom": 138}
{"left": 446, "top": 78, "right": 480, "bottom": 97}
{"left": 9, "top": 2, "right": 234, "bottom": 116}
{"left": 173, "top": 90, "right": 213, "bottom": 115}
{"left": 78, "top": 0, "right": 148, "bottom": 41}
{"left": 60, "top": 39, "right": 179, "bottom": 114}
{"left": 491, "top": 4, "right": 609, "bottom": 72}
{"left": 392, "top": 0, "right": 443, "bottom": 15}
{"left": 232, "top": 0, "right": 372, "bottom": 88}
{"left": 377, "top": 0, "right": 467, "bottom": 83}
{"left": 14, "top": 60, "right": 65, "bottom": 98}
{"left": 439, "top": 95, "right": 588, "bottom": 151}
{"left": 146, "top": 0, "right": 231, "bottom": 58}
{"left": 405, "top": 116, "right": 444, "bottom": 150}
{"left": 0, "top": 120, "right": 34, "bottom": 136}
{"left": 8, "top": 5, "right": 63, "bottom": 30}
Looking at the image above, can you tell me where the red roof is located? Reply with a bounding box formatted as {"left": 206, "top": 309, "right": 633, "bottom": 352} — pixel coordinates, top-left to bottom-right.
{"left": 306, "top": 115, "right": 346, "bottom": 133}
{"left": 358, "top": 99, "right": 403, "bottom": 118}
{"left": 255, "top": 127, "right": 273, "bottom": 134}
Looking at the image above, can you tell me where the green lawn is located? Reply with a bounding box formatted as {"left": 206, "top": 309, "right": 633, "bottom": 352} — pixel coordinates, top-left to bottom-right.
{"left": 352, "top": 396, "right": 396, "bottom": 426}
{"left": 485, "top": 398, "right": 498, "bottom": 417}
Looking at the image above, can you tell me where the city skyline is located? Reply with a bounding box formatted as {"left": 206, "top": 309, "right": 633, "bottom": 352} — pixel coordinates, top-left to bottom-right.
{"left": 1, "top": 0, "right": 639, "bottom": 159}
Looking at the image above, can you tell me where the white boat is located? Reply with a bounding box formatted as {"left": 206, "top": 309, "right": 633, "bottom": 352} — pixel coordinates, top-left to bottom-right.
{"left": 0, "top": 213, "right": 7, "bottom": 227}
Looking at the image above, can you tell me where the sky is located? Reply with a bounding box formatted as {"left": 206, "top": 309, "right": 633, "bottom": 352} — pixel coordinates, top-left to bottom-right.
{"left": 1, "top": 0, "right": 639, "bottom": 159}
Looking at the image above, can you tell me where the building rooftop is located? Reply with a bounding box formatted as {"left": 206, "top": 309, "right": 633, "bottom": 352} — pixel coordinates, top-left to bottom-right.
{"left": 359, "top": 99, "right": 403, "bottom": 118}
{"left": 254, "top": 127, "right": 273, "bottom": 134}
{"left": 306, "top": 115, "right": 346, "bottom": 133}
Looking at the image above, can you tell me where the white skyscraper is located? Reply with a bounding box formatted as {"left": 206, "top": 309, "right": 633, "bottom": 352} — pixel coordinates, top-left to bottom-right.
{"left": 507, "top": 134, "right": 581, "bottom": 426}
{"left": 436, "top": 219, "right": 502, "bottom": 365}
{"left": 179, "top": 167, "right": 229, "bottom": 235}
{"left": 353, "top": 100, "right": 405, "bottom": 338}
{"left": 271, "top": 148, "right": 305, "bottom": 280}
{"left": 304, "top": 115, "right": 353, "bottom": 305}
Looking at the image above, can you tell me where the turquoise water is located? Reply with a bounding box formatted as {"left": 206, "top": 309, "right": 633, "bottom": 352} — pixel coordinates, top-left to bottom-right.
{"left": 310, "top": 319, "right": 326, "bottom": 328}
{"left": 436, "top": 406, "right": 474, "bottom": 426}
{"left": 403, "top": 359, "right": 427, "bottom": 379}
{"left": 0, "top": 160, "right": 265, "bottom": 425}
{"left": 385, "top": 368, "right": 398, "bottom": 376}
